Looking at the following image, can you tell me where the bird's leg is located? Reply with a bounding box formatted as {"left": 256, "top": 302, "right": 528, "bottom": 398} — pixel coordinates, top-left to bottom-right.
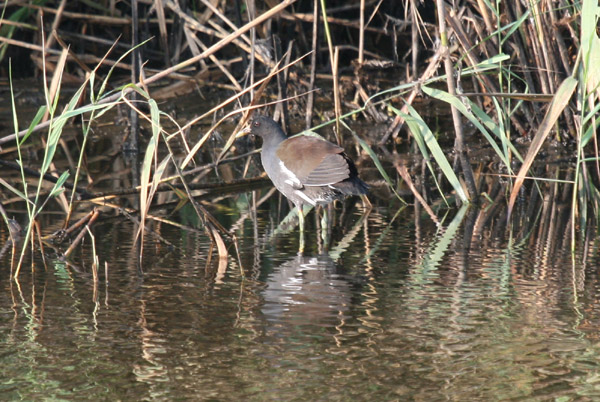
{"left": 320, "top": 206, "right": 329, "bottom": 249}
{"left": 298, "top": 204, "right": 305, "bottom": 254}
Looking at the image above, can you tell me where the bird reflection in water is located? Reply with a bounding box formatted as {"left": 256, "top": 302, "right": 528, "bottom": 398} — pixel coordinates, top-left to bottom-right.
{"left": 261, "top": 254, "right": 352, "bottom": 329}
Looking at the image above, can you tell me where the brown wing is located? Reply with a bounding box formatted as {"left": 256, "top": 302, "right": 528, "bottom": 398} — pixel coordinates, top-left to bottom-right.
{"left": 276, "top": 136, "right": 350, "bottom": 186}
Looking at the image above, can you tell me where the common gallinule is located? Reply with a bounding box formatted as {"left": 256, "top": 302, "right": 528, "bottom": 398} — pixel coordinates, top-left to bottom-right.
{"left": 245, "top": 115, "right": 368, "bottom": 246}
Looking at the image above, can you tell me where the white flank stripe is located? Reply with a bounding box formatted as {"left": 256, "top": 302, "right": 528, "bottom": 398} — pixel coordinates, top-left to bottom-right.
{"left": 278, "top": 160, "right": 302, "bottom": 187}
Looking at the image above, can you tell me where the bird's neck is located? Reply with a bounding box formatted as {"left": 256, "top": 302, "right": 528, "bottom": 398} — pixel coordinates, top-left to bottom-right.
{"left": 261, "top": 131, "right": 287, "bottom": 154}
{"left": 260, "top": 132, "right": 286, "bottom": 177}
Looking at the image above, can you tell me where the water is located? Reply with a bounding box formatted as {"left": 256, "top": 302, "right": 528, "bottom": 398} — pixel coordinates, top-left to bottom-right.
{"left": 2, "top": 202, "right": 600, "bottom": 401}
{"left": 0, "top": 83, "right": 595, "bottom": 399}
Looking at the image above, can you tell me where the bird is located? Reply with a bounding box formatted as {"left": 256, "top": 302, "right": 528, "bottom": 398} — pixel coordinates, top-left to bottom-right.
{"left": 244, "top": 115, "right": 368, "bottom": 249}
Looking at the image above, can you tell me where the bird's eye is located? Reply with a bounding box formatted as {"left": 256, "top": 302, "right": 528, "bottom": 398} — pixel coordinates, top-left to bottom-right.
{"left": 253, "top": 121, "right": 260, "bottom": 127}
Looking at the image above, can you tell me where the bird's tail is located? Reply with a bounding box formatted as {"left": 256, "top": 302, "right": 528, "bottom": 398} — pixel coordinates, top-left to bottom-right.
{"left": 333, "top": 177, "right": 369, "bottom": 196}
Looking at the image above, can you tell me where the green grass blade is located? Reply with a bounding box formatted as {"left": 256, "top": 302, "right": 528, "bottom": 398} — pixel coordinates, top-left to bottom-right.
{"left": 96, "top": 37, "right": 153, "bottom": 101}
{"left": 20, "top": 105, "right": 47, "bottom": 145}
{"left": 507, "top": 76, "right": 578, "bottom": 219}
{"left": 389, "top": 104, "right": 469, "bottom": 203}
{"left": 137, "top": 97, "right": 165, "bottom": 249}
{"left": 397, "top": 109, "right": 448, "bottom": 205}
{"left": 422, "top": 86, "right": 514, "bottom": 170}
{"left": 49, "top": 171, "right": 70, "bottom": 197}
{"left": 39, "top": 76, "right": 89, "bottom": 177}
{"left": 139, "top": 98, "right": 161, "bottom": 213}
{"left": 0, "top": 178, "right": 29, "bottom": 201}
